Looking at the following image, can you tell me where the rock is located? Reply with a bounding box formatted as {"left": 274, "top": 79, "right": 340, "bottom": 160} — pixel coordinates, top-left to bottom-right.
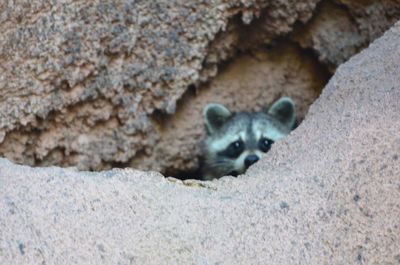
{"left": 1, "top": 21, "right": 399, "bottom": 264}
{"left": 0, "top": 1, "right": 399, "bottom": 174}
{"left": 291, "top": 0, "right": 400, "bottom": 71}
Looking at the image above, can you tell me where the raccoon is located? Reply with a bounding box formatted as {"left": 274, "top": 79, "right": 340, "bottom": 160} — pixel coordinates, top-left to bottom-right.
{"left": 201, "top": 97, "right": 296, "bottom": 180}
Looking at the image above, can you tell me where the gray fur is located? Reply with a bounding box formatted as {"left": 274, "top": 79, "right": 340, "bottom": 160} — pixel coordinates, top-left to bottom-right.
{"left": 267, "top": 97, "right": 296, "bottom": 130}
{"left": 202, "top": 97, "right": 296, "bottom": 180}
{"left": 204, "top": 103, "right": 232, "bottom": 134}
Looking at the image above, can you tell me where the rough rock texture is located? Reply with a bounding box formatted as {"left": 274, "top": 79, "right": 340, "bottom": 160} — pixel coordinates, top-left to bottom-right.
{"left": 0, "top": 0, "right": 399, "bottom": 174}
{"left": 292, "top": 0, "right": 400, "bottom": 71}
{"left": 1, "top": 21, "right": 400, "bottom": 264}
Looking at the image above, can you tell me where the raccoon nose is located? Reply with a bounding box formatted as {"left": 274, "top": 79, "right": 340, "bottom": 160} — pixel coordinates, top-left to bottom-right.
{"left": 244, "top": 155, "right": 259, "bottom": 168}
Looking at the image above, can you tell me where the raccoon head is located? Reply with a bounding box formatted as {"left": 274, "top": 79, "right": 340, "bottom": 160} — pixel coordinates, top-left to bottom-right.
{"left": 202, "top": 97, "right": 296, "bottom": 180}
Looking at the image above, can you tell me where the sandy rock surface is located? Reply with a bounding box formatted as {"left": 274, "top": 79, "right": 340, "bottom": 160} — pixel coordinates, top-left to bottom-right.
{"left": 1, "top": 21, "right": 399, "bottom": 265}
{"left": 0, "top": 0, "right": 399, "bottom": 174}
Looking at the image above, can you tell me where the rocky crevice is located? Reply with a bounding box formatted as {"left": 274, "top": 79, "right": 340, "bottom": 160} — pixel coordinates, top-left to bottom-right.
{"left": 0, "top": 0, "right": 399, "bottom": 176}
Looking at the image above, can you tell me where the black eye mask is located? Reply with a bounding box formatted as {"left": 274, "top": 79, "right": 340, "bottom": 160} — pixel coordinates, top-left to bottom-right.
{"left": 259, "top": 138, "right": 274, "bottom": 153}
{"left": 218, "top": 140, "right": 245, "bottom": 159}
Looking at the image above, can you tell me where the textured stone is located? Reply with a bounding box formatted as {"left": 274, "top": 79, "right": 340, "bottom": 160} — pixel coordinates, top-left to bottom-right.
{"left": 0, "top": 0, "right": 399, "bottom": 174}
{"left": 1, "top": 21, "right": 400, "bottom": 264}
{"left": 292, "top": 0, "right": 400, "bottom": 71}
{"left": 0, "top": 0, "right": 321, "bottom": 172}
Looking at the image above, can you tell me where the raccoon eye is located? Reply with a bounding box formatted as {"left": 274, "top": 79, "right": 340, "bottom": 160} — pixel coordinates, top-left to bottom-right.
{"left": 231, "top": 140, "right": 242, "bottom": 150}
{"left": 222, "top": 140, "right": 244, "bottom": 158}
{"left": 259, "top": 138, "right": 274, "bottom": 153}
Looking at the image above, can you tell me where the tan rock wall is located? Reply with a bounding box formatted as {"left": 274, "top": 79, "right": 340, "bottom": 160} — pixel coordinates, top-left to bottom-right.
{"left": 0, "top": 0, "right": 399, "bottom": 175}
{"left": 292, "top": 0, "right": 400, "bottom": 71}
{"left": 1, "top": 21, "right": 399, "bottom": 263}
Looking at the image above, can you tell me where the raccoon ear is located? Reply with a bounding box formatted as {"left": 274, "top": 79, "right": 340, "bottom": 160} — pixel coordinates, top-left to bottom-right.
{"left": 267, "top": 97, "right": 296, "bottom": 128}
{"left": 204, "top": 103, "right": 232, "bottom": 134}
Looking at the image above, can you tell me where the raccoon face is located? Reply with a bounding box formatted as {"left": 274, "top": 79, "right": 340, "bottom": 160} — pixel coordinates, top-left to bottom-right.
{"left": 202, "top": 97, "right": 296, "bottom": 180}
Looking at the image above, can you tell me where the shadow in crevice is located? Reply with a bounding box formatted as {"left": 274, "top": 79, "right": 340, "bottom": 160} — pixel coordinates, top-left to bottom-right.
{"left": 166, "top": 166, "right": 203, "bottom": 180}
